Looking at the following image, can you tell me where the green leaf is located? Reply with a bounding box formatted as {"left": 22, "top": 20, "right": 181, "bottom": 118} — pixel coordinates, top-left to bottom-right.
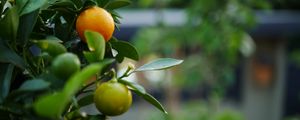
{"left": 16, "top": 0, "right": 28, "bottom": 14}
{"left": 18, "top": 0, "right": 47, "bottom": 16}
{"left": 135, "top": 58, "right": 183, "bottom": 72}
{"left": 115, "top": 54, "right": 124, "bottom": 63}
{"left": 83, "top": 0, "right": 97, "bottom": 8}
{"left": 96, "top": 0, "right": 109, "bottom": 7}
{"left": 0, "top": 64, "right": 14, "bottom": 103}
{"left": 46, "top": 36, "right": 63, "bottom": 41}
{"left": 34, "top": 63, "right": 105, "bottom": 119}
{"left": 0, "top": 6, "right": 19, "bottom": 41}
{"left": 119, "top": 79, "right": 146, "bottom": 94}
{"left": 18, "top": 79, "right": 50, "bottom": 91}
{"left": 4, "top": 90, "right": 28, "bottom": 103}
{"left": 63, "top": 63, "right": 104, "bottom": 97}
{"left": 65, "top": 110, "right": 85, "bottom": 119}
{"left": 84, "top": 30, "right": 106, "bottom": 61}
{"left": 83, "top": 51, "right": 98, "bottom": 63}
{"left": 113, "top": 15, "right": 121, "bottom": 24}
{"left": 110, "top": 10, "right": 122, "bottom": 19}
{"left": 49, "top": 0, "right": 78, "bottom": 10}
{"left": 84, "top": 52, "right": 115, "bottom": 64}
{"left": 105, "top": 0, "right": 131, "bottom": 10}
{"left": 77, "top": 94, "right": 94, "bottom": 107}
{"left": 110, "top": 40, "right": 139, "bottom": 62}
{"left": 71, "top": 0, "right": 83, "bottom": 9}
{"left": 131, "top": 89, "right": 167, "bottom": 114}
{"left": 0, "top": 42, "right": 26, "bottom": 69}
{"left": 34, "top": 39, "right": 67, "bottom": 58}
{"left": 34, "top": 92, "right": 68, "bottom": 119}
{"left": 17, "top": 9, "right": 39, "bottom": 45}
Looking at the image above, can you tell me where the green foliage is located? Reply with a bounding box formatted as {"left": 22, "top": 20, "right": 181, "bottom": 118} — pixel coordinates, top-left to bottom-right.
{"left": 78, "top": 94, "right": 94, "bottom": 106}
{"left": 117, "top": 58, "right": 182, "bottom": 114}
{"left": 131, "top": 88, "right": 168, "bottom": 114}
{"left": 0, "top": 42, "right": 25, "bottom": 69}
{"left": 0, "top": 6, "right": 19, "bottom": 41}
{"left": 34, "top": 39, "right": 67, "bottom": 58}
{"left": 34, "top": 92, "right": 68, "bottom": 119}
{"left": 120, "top": 79, "right": 167, "bottom": 113}
{"left": 135, "top": 58, "right": 183, "bottom": 72}
{"left": 119, "top": 79, "right": 146, "bottom": 94}
{"left": 110, "top": 40, "right": 139, "bottom": 62}
{"left": 133, "top": 0, "right": 269, "bottom": 94}
{"left": 105, "top": 0, "right": 131, "bottom": 10}
{"left": 18, "top": 79, "right": 50, "bottom": 91}
{"left": 140, "top": 100, "right": 244, "bottom": 120}
{"left": 0, "top": 64, "right": 14, "bottom": 103}
{"left": 0, "top": 0, "right": 182, "bottom": 119}
{"left": 17, "top": 10, "right": 39, "bottom": 45}
{"left": 85, "top": 30, "right": 106, "bottom": 61}
{"left": 17, "top": 0, "right": 47, "bottom": 16}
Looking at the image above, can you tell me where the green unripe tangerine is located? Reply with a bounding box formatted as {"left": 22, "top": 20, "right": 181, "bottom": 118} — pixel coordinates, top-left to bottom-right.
{"left": 51, "top": 53, "right": 80, "bottom": 80}
{"left": 94, "top": 80, "right": 132, "bottom": 116}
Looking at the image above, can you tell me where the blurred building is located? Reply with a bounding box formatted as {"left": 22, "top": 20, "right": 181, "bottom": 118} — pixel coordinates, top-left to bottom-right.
{"left": 242, "top": 11, "right": 300, "bottom": 120}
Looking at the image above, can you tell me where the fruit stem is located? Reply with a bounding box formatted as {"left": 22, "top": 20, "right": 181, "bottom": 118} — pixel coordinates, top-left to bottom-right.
{"left": 118, "top": 64, "right": 135, "bottom": 80}
{"left": 110, "top": 69, "right": 118, "bottom": 82}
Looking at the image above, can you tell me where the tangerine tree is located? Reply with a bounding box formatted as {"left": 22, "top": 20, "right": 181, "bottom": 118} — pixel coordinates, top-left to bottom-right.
{"left": 0, "top": 0, "right": 183, "bottom": 119}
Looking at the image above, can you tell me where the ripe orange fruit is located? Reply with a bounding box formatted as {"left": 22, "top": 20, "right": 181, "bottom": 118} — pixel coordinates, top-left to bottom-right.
{"left": 76, "top": 6, "right": 115, "bottom": 42}
{"left": 94, "top": 79, "right": 132, "bottom": 116}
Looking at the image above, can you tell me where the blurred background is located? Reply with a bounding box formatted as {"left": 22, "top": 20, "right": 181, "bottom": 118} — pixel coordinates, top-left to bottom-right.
{"left": 110, "top": 0, "right": 300, "bottom": 120}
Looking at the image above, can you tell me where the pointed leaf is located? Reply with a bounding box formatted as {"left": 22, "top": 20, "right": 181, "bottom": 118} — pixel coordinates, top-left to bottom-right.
{"left": 71, "top": 0, "right": 83, "bottom": 9}
{"left": 105, "top": 0, "right": 131, "bottom": 10}
{"left": 113, "top": 16, "right": 121, "bottom": 24}
{"left": 119, "top": 79, "right": 146, "bottom": 94}
{"left": 34, "top": 92, "right": 68, "bottom": 119}
{"left": 19, "top": 79, "right": 50, "bottom": 91}
{"left": 115, "top": 54, "right": 124, "bottom": 63}
{"left": 110, "top": 41, "right": 139, "bottom": 62}
{"left": 49, "top": 0, "right": 77, "bottom": 10}
{"left": 135, "top": 58, "right": 183, "bottom": 72}
{"left": 110, "top": 10, "right": 122, "bottom": 19}
{"left": 0, "top": 64, "right": 14, "bottom": 103}
{"left": 0, "top": 6, "right": 19, "bottom": 41}
{"left": 96, "top": 0, "right": 109, "bottom": 7}
{"left": 46, "top": 36, "right": 63, "bottom": 41}
{"left": 84, "top": 30, "right": 106, "bottom": 61}
{"left": 0, "top": 42, "right": 26, "bottom": 69}
{"left": 16, "top": 0, "right": 28, "bottom": 13}
{"left": 131, "top": 89, "right": 167, "bottom": 114}
{"left": 34, "top": 39, "right": 67, "bottom": 57}
{"left": 18, "top": 0, "right": 47, "bottom": 16}
{"left": 17, "top": 9, "right": 39, "bottom": 44}
{"left": 63, "top": 63, "right": 105, "bottom": 96}
{"left": 83, "top": 0, "right": 97, "bottom": 8}
{"left": 78, "top": 94, "right": 94, "bottom": 107}
{"left": 83, "top": 51, "right": 97, "bottom": 63}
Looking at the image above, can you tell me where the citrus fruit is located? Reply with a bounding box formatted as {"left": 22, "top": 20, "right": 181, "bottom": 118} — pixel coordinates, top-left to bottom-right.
{"left": 51, "top": 53, "right": 80, "bottom": 80}
{"left": 76, "top": 6, "right": 115, "bottom": 42}
{"left": 94, "top": 79, "right": 132, "bottom": 116}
